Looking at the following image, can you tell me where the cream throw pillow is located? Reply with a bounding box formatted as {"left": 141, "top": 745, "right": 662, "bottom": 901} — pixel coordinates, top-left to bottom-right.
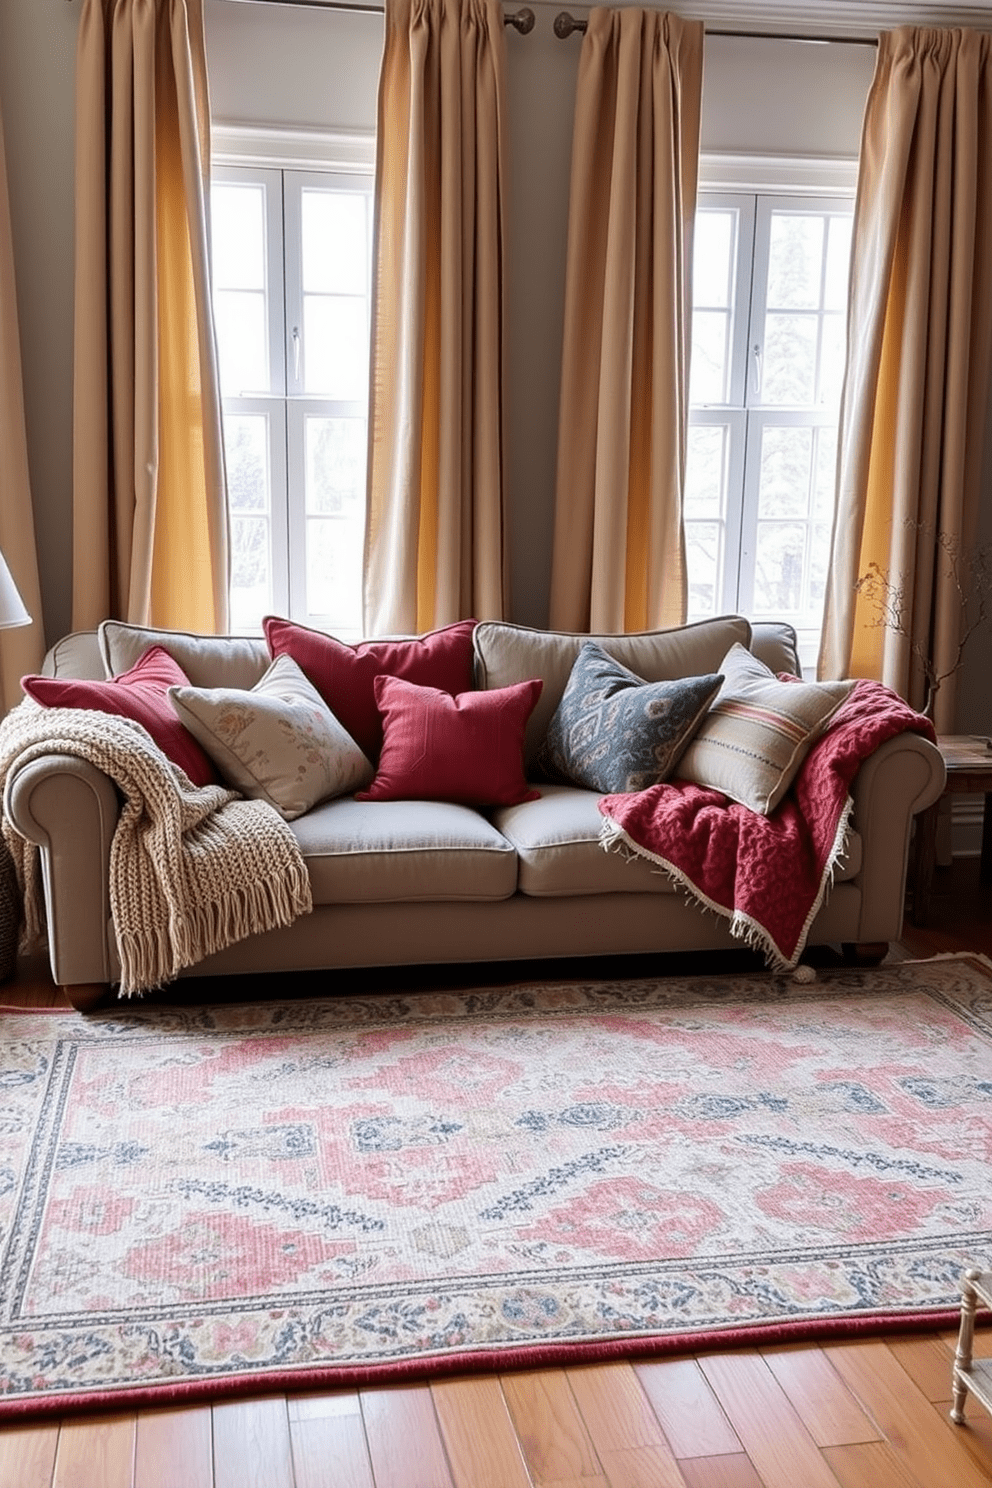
{"left": 675, "top": 643, "right": 853, "bottom": 814}
{"left": 169, "top": 655, "right": 373, "bottom": 820}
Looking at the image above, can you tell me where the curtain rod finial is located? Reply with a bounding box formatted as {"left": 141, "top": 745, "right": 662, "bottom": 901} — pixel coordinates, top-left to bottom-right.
{"left": 554, "top": 11, "right": 586, "bottom": 39}
{"left": 505, "top": 7, "right": 535, "bottom": 35}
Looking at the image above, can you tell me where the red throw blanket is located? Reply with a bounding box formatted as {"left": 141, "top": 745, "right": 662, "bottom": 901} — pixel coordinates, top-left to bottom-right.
{"left": 597, "top": 680, "right": 936, "bottom": 969}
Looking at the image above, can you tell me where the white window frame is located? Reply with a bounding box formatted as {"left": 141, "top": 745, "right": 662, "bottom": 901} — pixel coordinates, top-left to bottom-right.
{"left": 690, "top": 155, "right": 858, "bottom": 669}
{"left": 211, "top": 125, "right": 375, "bottom": 636}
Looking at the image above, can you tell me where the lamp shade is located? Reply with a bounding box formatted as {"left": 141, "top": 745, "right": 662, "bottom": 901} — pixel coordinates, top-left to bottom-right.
{"left": 0, "top": 548, "right": 30, "bottom": 629}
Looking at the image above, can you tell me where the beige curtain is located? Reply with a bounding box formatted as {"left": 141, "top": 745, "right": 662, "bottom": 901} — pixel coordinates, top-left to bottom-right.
{"left": 0, "top": 102, "right": 44, "bottom": 711}
{"left": 73, "top": 0, "right": 228, "bottom": 634}
{"left": 549, "top": 8, "right": 703, "bottom": 634}
{"left": 364, "top": 0, "right": 508, "bottom": 636}
{"left": 818, "top": 27, "right": 992, "bottom": 728}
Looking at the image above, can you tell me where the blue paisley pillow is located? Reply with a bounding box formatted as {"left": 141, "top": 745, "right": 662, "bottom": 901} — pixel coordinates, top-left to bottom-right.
{"left": 538, "top": 641, "right": 723, "bottom": 794}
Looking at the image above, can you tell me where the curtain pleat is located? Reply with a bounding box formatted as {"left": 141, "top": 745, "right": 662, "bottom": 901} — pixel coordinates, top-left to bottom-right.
{"left": 73, "top": 0, "right": 228, "bottom": 635}
{"left": 818, "top": 27, "right": 992, "bottom": 728}
{"left": 0, "top": 101, "right": 44, "bottom": 711}
{"left": 364, "top": 0, "right": 508, "bottom": 637}
{"left": 550, "top": 7, "right": 702, "bottom": 634}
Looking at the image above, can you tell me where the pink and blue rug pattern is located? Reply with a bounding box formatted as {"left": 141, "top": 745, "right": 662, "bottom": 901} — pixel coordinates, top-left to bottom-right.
{"left": 0, "top": 954, "right": 989, "bottom": 1414}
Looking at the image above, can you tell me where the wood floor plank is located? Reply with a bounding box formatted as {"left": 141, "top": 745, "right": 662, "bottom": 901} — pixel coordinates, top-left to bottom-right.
{"left": 761, "top": 1344, "right": 880, "bottom": 1447}
{"left": 290, "top": 1411, "right": 374, "bottom": 1488}
{"left": 52, "top": 1415, "right": 136, "bottom": 1488}
{"left": 931, "top": 1393, "right": 992, "bottom": 1478}
{"left": 134, "top": 1406, "right": 212, "bottom": 1488}
{"left": 501, "top": 1369, "right": 601, "bottom": 1484}
{"left": 431, "top": 1377, "right": 531, "bottom": 1488}
{"left": 595, "top": 1443, "right": 691, "bottom": 1488}
{"left": 0, "top": 1421, "right": 60, "bottom": 1488}
{"left": 883, "top": 1336, "right": 958, "bottom": 1404}
{"left": 825, "top": 1340, "right": 992, "bottom": 1488}
{"left": 634, "top": 1359, "right": 740, "bottom": 1459}
{"left": 821, "top": 1439, "right": 928, "bottom": 1488}
{"left": 212, "top": 1396, "right": 294, "bottom": 1488}
{"left": 566, "top": 1363, "right": 667, "bottom": 1454}
{"left": 677, "top": 1454, "right": 764, "bottom": 1488}
{"left": 288, "top": 1391, "right": 363, "bottom": 1423}
{"left": 697, "top": 1352, "right": 842, "bottom": 1488}
{"left": 360, "top": 1384, "right": 454, "bottom": 1488}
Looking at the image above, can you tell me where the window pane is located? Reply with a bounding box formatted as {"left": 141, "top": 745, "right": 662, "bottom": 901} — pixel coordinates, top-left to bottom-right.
{"left": 685, "top": 425, "right": 727, "bottom": 519}
{"left": 818, "top": 312, "right": 846, "bottom": 407}
{"left": 824, "top": 215, "right": 853, "bottom": 309}
{"left": 215, "top": 290, "right": 268, "bottom": 396}
{"left": 685, "top": 522, "right": 721, "bottom": 617}
{"left": 757, "top": 426, "right": 812, "bottom": 519}
{"left": 302, "top": 191, "right": 368, "bottom": 295}
{"left": 306, "top": 516, "right": 363, "bottom": 633}
{"left": 761, "top": 313, "right": 817, "bottom": 403}
{"left": 812, "top": 426, "right": 837, "bottom": 521}
{"left": 224, "top": 415, "right": 269, "bottom": 513}
{"left": 211, "top": 184, "right": 265, "bottom": 290}
{"left": 306, "top": 417, "right": 366, "bottom": 516}
{"left": 753, "top": 522, "right": 806, "bottom": 612}
{"left": 810, "top": 521, "right": 832, "bottom": 608}
{"left": 690, "top": 311, "right": 731, "bottom": 405}
{"left": 303, "top": 296, "right": 369, "bottom": 399}
{"left": 693, "top": 210, "right": 735, "bottom": 309}
{"left": 230, "top": 515, "right": 271, "bottom": 631}
{"left": 766, "top": 214, "right": 824, "bottom": 309}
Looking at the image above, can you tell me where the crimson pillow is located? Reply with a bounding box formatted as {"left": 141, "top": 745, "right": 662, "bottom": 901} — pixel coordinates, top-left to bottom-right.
{"left": 21, "top": 645, "right": 218, "bottom": 787}
{"left": 263, "top": 616, "right": 477, "bottom": 761}
{"left": 357, "top": 675, "right": 543, "bottom": 806}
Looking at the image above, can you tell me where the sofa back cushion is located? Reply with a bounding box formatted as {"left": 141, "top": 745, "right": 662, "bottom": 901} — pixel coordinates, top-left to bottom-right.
{"left": 473, "top": 615, "right": 752, "bottom": 768}
{"left": 99, "top": 621, "right": 269, "bottom": 691}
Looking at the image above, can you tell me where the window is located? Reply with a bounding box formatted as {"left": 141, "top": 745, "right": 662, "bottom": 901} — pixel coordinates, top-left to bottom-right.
{"left": 211, "top": 163, "right": 374, "bottom": 637}
{"left": 685, "top": 192, "right": 854, "bottom": 669}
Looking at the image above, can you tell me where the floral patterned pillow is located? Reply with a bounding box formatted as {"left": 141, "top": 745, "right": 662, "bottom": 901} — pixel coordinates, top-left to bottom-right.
{"left": 168, "top": 655, "right": 372, "bottom": 820}
{"left": 538, "top": 641, "right": 723, "bottom": 794}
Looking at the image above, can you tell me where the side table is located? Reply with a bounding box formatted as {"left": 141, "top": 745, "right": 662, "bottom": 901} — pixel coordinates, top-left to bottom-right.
{"left": 912, "top": 734, "right": 992, "bottom": 926}
{"left": 951, "top": 1268, "right": 992, "bottom": 1425}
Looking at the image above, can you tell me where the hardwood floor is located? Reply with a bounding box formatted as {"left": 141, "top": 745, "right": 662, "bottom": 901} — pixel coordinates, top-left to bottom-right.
{"left": 2, "top": 856, "right": 992, "bottom": 1487}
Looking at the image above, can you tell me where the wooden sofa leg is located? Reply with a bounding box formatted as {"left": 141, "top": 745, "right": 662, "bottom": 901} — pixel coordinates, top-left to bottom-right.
{"left": 61, "top": 982, "right": 113, "bottom": 1012}
{"left": 841, "top": 942, "right": 889, "bottom": 967}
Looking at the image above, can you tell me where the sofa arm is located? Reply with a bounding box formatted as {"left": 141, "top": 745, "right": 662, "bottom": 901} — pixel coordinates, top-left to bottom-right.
{"left": 4, "top": 754, "right": 119, "bottom": 988}
{"left": 848, "top": 731, "right": 946, "bottom": 944}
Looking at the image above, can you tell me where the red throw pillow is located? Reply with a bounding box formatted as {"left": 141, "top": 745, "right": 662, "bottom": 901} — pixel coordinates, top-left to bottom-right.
{"left": 357, "top": 675, "right": 543, "bottom": 806}
{"left": 263, "top": 616, "right": 478, "bottom": 761}
{"left": 21, "top": 645, "right": 218, "bottom": 787}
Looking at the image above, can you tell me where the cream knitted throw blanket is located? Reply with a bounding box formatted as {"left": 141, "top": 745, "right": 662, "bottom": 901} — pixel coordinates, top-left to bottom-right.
{"left": 0, "top": 702, "right": 313, "bottom": 996}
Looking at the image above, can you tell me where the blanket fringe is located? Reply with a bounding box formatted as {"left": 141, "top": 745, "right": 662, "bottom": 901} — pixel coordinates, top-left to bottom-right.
{"left": 116, "top": 866, "right": 313, "bottom": 997}
{"left": 600, "top": 799, "right": 856, "bottom": 973}
{"left": 116, "top": 865, "right": 313, "bottom": 997}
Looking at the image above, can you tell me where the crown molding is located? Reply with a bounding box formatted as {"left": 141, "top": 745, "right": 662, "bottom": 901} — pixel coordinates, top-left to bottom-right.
{"left": 698, "top": 152, "right": 859, "bottom": 195}
{"left": 211, "top": 122, "right": 375, "bottom": 172}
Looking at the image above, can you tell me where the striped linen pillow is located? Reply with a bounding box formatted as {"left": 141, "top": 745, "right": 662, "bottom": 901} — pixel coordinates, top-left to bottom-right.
{"left": 675, "top": 643, "right": 853, "bottom": 814}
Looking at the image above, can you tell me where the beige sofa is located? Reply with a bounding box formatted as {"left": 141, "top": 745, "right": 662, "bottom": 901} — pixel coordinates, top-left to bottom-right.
{"left": 4, "top": 615, "right": 945, "bottom": 1009}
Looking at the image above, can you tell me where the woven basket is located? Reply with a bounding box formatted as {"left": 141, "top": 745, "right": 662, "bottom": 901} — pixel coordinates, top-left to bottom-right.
{"left": 0, "top": 838, "right": 19, "bottom": 982}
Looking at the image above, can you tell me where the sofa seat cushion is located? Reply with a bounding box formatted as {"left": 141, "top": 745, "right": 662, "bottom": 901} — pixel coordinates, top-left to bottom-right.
{"left": 492, "top": 784, "right": 864, "bottom": 896}
{"left": 491, "top": 785, "right": 679, "bottom": 897}
{"left": 290, "top": 796, "right": 518, "bottom": 904}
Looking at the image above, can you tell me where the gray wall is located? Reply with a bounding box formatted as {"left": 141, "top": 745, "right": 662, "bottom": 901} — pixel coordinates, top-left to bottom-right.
{"left": 0, "top": 0, "right": 77, "bottom": 646}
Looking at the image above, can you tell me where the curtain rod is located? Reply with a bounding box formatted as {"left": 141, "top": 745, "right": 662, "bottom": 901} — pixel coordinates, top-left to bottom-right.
{"left": 552, "top": 11, "right": 877, "bottom": 43}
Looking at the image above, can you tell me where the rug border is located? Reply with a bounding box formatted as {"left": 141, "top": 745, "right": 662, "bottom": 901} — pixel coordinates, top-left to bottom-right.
{"left": 0, "top": 1304, "right": 971, "bottom": 1422}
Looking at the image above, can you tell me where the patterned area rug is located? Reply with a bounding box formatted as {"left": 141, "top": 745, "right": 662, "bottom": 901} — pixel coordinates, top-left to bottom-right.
{"left": 2, "top": 953, "right": 990, "bottom": 1416}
